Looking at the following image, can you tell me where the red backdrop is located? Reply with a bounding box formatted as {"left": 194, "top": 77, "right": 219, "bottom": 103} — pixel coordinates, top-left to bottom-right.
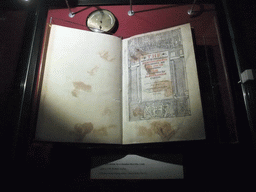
{"left": 46, "top": 4, "right": 217, "bottom": 45}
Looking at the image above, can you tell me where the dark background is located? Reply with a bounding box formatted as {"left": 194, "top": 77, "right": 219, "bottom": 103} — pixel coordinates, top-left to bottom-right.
{"left": 1, "top": 0, "right": 255, "bottom": 191}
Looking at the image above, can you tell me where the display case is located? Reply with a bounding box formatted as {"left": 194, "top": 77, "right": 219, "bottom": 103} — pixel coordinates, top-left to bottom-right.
{"left": 5, "top": 0, "right": 256, "bottom": 189}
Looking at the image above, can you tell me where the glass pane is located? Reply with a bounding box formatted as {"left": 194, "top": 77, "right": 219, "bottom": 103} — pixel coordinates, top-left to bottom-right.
{"left": 0, "top": 10, "right": 27, "bottom": 109}
{"left": 0, "top": 10, "right": 27, "bottom": 146}
{"left": 34, "top": 4, "right": 238, "bottom": 144}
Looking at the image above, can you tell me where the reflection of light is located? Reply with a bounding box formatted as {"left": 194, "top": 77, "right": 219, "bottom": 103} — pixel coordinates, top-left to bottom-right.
{"left": 20, "top": 0, "right": 30, "bottom": 3}
{"left": 17, "top": 0, "right": 31, "bottom": 5}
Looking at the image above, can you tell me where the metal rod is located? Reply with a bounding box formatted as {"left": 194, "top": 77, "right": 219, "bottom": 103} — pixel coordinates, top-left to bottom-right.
{"left": 65, "top": 0, "right": 75, "bottom": 18}
{"left": 128, "top": 0, "right": 134, "bottom": 16}
{"left": 188, "top": 0, "right": 197, "bottom": 15}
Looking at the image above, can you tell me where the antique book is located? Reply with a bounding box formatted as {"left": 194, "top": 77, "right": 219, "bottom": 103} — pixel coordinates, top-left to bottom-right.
{"left": 35, "top": 23, "right": 205, "bottom": 144}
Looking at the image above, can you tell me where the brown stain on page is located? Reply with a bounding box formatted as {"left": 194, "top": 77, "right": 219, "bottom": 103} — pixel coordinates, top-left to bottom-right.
{"left": 150, "top": 121, "right": 175, "bottom": 141}
{"left": 136, "top": 121, "right": 175, "bottom": 141}
{"left": 72, "top": 81, "right": 92, "bottom": 97}
{"left": 71, "top": 89, "right": 79, "bottom": 97}
{"left": 138, "top": 126, "right": 153, "bottom": 137}
{"left": 73, "top": 81, "right": 92, "bottom": 91}
{"left": 92, "top": 124, "right": 117, "bottom": 136}
{"left": 102, "top": 107, "right": 112, "bottom": 116}
{"left": 73, "top": 122, "right": 93, "bottom": 142}
{"left": 130, "top": 49, "right": 147, "bottom": 62}
{"left": 99, "top": 51, "right": 115, "bottom": 62}
{"left": 152, "top": 80, "right": 173, "bottom": 97}
{"left": 144, "top": 65, "right": 156, "bottom": 75}
{"left": 133, "top": 107, "right": 144, "bottom": 117}
{"left": 93, "top": 126, "right": 108, "bottom": 136}
{"left": 108, "top": 124, "right": 117, "bottom": 129}
{"left": 87, "top": 65, "right": 99, "bottom": 76}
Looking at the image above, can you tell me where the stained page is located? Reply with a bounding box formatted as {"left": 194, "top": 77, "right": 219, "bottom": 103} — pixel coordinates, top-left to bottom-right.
{"left": 122, "top": 23, "right": 205, "bottom": 144}
{"left": 35, "top": 24, "right": 122, "bottom": 143}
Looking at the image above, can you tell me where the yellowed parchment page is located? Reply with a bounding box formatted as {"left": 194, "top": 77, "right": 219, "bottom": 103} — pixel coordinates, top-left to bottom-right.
{"left": 35, "top": 24, "right": 122, "bottom": 144}
{"left": 122, "top": 23, "right": 205, "bottom": 144}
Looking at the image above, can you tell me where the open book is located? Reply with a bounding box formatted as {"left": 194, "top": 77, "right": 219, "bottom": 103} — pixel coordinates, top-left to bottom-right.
{"left": 35, "top": 23, "right": 205, "bottom": 144}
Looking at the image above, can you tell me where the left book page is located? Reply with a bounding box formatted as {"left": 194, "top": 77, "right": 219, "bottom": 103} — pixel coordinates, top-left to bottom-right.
{"left": 35, "top": 24, "right": 123, "bottom": 144}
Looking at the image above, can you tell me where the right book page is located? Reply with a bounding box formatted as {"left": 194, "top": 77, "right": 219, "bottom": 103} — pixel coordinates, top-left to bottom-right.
{"left": 122, "top": 23, "right": 205, "bottom": 144}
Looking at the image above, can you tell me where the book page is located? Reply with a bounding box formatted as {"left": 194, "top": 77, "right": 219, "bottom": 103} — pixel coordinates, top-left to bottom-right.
{"left": 122, "top": 23, "right": 205, "bottom": 144}
{"left": 35, "top": 24, "right": 122, "bottom": 144}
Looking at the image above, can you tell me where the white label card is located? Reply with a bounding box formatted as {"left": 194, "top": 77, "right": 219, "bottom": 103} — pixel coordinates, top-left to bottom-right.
{"left": 90, "top": 154, "right": 183, "bottom": 179}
